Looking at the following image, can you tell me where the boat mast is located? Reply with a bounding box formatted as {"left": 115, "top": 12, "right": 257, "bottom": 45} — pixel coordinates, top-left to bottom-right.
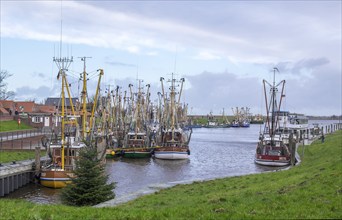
{"left": 54, "top": 56, "right": 73, "bottom": 170}
{"left": 177, "top": 78, "right": 185, "bottom": 105}
{"left": 170, "top": 73, "right": 176, "bottom": 141}
{"left": 79, "top": 57, "right": 91, "bottom": 139}
{"left": 89, "top": 69, "right": 104, "bottom": 133}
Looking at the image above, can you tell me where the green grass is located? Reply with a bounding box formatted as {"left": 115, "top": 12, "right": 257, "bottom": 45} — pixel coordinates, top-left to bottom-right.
{"left": 0, "top": 120, "right": 32, "bottom": 132}
{"left": 0, "top": 130, "right": 341, "bottom": 219}
{"left": 193, "top": 116, "right": 235, "bottom": 125}
{"left": 0, "top": 150, "right": 46, "bottom": 163}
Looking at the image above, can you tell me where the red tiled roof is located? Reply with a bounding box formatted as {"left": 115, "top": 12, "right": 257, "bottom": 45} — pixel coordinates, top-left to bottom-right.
{"left": 38, "top": 105, "right": 56, "bottom": 113}
{"left": 14, "top": 101, "right": 37, "bottom": 113}
{"left": 0, "top": 100, "right": 15, "bottom": 109}
{"left": 0, "top": 107, "right": 9, "bottom": 114}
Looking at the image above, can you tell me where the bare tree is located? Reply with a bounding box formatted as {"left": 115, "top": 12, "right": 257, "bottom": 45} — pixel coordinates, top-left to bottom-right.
{"left": 0, "top": 70, "right": 15, "bottom": 100}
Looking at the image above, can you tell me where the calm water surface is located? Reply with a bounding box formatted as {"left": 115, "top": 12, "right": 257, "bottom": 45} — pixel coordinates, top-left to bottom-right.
{"left": 5, "top": 120, "right": 338, "bottom": 204}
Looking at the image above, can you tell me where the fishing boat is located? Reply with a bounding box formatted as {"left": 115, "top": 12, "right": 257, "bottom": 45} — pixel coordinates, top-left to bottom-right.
{"left": 255, "top": 68, "right": 291, "bottom": 167}
{"left": 239, "top": 107, "right": 250, "bottom": 127}
{"left": 240, "top": 119, "right": 250, "bottom": 128}
{"left": 40, "top": 131, "right": 85, "bottom": 188}
{"left": 154, "top": 75, "right": 192, "bottom": 160}
{"left": 231, "top": 120, "right": 240, "bottom": 127}
{"left": 154, "top": 128, "right": 191, "bottom": 159}
{"left": 231, "top": 107, "right": 241, "bottom": 127}
{"left": 122, "top": 132, "right": 152, "bottom": 158}
{"left": 251, "top": 114, "right": 264, "bottom": 124}
{"left": 121, "top": 81, "right": 153, "bottom": 158}
{"left": 204, "top": 111, "right": 219, "bottom": 128}
{"left": 204, "top": 109, "right": 230, "bottom": 128}
{"left": 40, "top": 56, "right": 86, "bottom": 188}
{"left": 40, "top": 58, "right": 104, "bottom": 188}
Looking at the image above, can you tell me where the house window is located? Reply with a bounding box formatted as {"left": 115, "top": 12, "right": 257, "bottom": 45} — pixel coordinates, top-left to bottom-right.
{"left": 32, "top": 116, "right": 42, "bottom": 123}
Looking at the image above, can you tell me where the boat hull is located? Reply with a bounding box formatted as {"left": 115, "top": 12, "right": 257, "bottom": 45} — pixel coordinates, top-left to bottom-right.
{"left": 254, "top": 155, "right": 290, "bottom": 167}
{"left": 154, "top": 146, "right": 190, "bottom": 160}
{"left": 40, "top": 169, "right": 73, "bottom": 188}
{"left": 154, "top": 151, "right": 189, "bottom": 160}
{"left": 123, "top": 150, "right": 151, "bottom": 158}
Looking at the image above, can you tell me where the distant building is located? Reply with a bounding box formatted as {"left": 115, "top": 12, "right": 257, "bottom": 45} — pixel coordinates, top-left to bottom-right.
{"left": 0, "top": 100, "right": 15, "bottom": 114}
{"left": 45, "top": 97, "right": 79, "bottom": 110}
{"left": 0, "top": 102, "right": 9, "bottom": 116}
{"left": 0, "top": 100, "right": 57, "bottom": 128}
{"left": 0, "top": 100, "right": 14, "bottom": 121}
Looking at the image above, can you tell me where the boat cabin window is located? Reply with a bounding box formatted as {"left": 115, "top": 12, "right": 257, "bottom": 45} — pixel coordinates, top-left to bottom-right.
{"left": 53, "top": 148, "right": 61, "bottom": 157}
{"left": 63, "top": 149, "right": 76, "bottom": 157}
{"left": 269, "top": 150, "right": 281, "bottom": 156}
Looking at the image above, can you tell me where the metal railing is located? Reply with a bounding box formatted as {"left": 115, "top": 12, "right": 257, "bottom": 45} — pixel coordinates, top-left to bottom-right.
{"left": 0, "top": 128, "right": 49, "bottom": 141}
{"left": 0, "top": 128, "right": 51, "bottom": 150}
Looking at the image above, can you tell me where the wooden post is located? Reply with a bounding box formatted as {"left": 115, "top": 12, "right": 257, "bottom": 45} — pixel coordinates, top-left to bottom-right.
{"left": 35, "top": 147, "right": 41, "bottom": 179}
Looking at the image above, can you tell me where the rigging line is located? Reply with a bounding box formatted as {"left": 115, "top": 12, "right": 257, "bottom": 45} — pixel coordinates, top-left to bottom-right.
{"left": 86, "top": 69, "right": 100, "bottom": 78}
{"left": 65, "top": 71, "right": 78, "bottom": 78}
{"left": 88, "top": 71, "right": 99, "bottom": 79}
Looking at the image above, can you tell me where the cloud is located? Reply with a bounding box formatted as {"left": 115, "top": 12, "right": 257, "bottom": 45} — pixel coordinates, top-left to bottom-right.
{"left": 184, "top": 65, "right": 341, "bottom": 116}
{"left": 275, "top": 58, "right": 330, "bottom": 75}
{"left": 146, "top": 51, "right": 158, "bottom": 56}
{"left": 4, "top": 1, "right": 339, "bottom": 64}
{"left": 15, "top": 86, "right": 54, "bottom": 103}
{"left": 284, "top": 65, "right": 341, "bottom": 116}
{"left": 184, "top": 71, "right": 262, "bottom": 115}
{"left": 193, "top": 51, "right": 221, "bottom": 60}
{"left": 105, "top": 61, "right": 136, "bottom": 68}
{"left": 31, "top": 72, "right": 47, "bottom": 79}
{"left": 2, "top": 1, "right": 341, "bottom": 115}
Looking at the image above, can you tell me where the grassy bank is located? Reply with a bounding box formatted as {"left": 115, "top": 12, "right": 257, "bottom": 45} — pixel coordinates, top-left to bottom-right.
{"left": 0, "top": 150, "right": 46, "bottom": 164}
{"left": 1, "top": 131, "right": 341, "bottom": 219}
{"left": 0, "top": 120, "right": 32, "bottom": 132}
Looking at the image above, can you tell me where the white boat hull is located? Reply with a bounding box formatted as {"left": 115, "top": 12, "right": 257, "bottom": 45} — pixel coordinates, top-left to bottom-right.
{"left": 154, "top": 151, "right": 189, "bottom": 160}
{"left": 254, "top": 158, "right": 290, "bottom": 167}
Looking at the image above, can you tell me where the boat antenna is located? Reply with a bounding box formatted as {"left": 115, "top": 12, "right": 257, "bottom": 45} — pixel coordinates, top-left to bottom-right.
{"left": 273, "top": 67, "right": 279, "bottom": 87}
{"left": 59, "top": 0, "right": 63, "bottom": 59}
{"left": 173, "top": 46, "right": 178, "bottom": 74}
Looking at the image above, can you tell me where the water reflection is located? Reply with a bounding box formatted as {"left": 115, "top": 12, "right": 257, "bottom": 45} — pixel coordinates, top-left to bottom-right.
{"left": 5, "top": 183, "right": 62, "bottom": 204}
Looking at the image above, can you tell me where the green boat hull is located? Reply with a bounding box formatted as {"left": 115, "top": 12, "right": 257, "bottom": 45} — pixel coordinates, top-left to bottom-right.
{"left": 123, "top": 151, "right": 151, "bottom": 158}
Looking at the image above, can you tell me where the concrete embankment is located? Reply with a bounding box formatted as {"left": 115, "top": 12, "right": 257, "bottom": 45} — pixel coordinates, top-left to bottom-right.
{"left": 0, "top": 156, "right": 50, "bottom": 197}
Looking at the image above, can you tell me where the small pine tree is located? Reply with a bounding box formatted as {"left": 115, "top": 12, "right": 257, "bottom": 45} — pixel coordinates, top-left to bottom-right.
{"left": 61, "top": 144, "right": 115, "bottom": 206}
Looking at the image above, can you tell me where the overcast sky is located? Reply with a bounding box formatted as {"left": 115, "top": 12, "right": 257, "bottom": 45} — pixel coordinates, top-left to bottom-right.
{"left": 1, "top": 1, "right": 341, "bottom": 116}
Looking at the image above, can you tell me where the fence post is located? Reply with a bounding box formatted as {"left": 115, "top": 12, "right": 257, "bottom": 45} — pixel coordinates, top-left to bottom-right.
{"left": 290, "top": 133, "right": 296, "bottom": 166}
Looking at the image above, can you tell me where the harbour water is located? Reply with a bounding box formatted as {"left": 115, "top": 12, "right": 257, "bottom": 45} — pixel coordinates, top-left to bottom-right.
{"left": 5, "top": 120, "right": 339, "bottom": 204}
